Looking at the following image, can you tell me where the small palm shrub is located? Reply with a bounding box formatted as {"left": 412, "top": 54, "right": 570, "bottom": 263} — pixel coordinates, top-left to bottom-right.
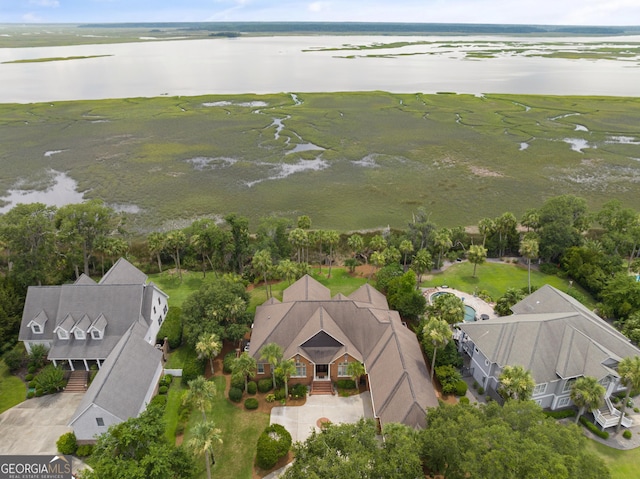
{"left": 256, "top": 424, "right": 292, "bottom": 470}
{"left": 229, "top": 387, "right": 243, "bottom": 403}
{"left": 34, "top": 365, "right": 66, "bottom": 394}
{"left": 223, "top": 352, "right": 236, "bottom": 374}
{"left": 56, "top": 432, "right": 77, "bottom": 455}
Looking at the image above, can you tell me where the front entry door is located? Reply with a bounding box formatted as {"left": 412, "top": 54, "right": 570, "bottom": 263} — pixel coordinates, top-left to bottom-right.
{"left": 315, "top": 364, "right": 329, "bottom": 380}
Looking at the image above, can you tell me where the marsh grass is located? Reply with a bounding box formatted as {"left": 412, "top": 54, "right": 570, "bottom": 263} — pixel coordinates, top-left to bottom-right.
{"left": 1, "top": 92, "right": 638, "bottom": 231}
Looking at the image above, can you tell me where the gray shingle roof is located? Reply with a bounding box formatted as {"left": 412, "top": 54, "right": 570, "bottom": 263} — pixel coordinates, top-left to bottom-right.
{"left": 459, "top": 285, "right": 640, "bottom": 382}
{"left": 69, "top": 322, "right": 162, "bottom": 425}
{"left": 251, "top": 275, "right": 437, "bottom": 428}
{"left": 99, "top": 258, "right": 148, "bottom": 285}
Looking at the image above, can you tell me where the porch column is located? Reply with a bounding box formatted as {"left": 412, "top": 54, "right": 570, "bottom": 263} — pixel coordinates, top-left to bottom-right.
{"left": 52, "top": 359, "right": 57, "bottom": 368}
{"left": 69, "top": 360, "right": 75, "bottom": 371}
{"left": 97, "top": 359, "right": 102, "bottom": 369}
{"left": 83, "top": 359, "right": 88, "bottom": 370}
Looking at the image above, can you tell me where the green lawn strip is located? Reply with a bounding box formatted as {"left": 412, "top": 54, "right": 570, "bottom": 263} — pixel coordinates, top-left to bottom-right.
{"left": 421, "top": 261, "right": 594, "bottom": 306}
{"left": 163, "top": 381, "right": 186, "bottom": 443}
{"left": 148, "top": 271, "right": 205, "bottom": 308}
{"left": 183, "top": 375, "right": 269, "bottom": 479}
{"left": 0, "top": 360, "right": 26, "bottom": 414}
{"left": 165, "top": 345, "right": 198, "bottom": 369}
{"left": 586, "top": 439, "right": 640, "bottom": 479}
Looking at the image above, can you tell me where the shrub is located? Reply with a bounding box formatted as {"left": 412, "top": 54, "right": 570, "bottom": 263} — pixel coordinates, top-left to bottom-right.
{"left": 26, "top": 391, "right": 34, "bottom": 399}
{"left": 231, "top": 373, "right": 245, "bottom": 390}
{"left": 28, "top": 344, "right": 49, "bottom": 370}
{"left": 274, "top": 388, "right": 286, "bottom": 401}
{"left": 24, "top": 374, "right": 34, "bottom": 382}
{"left": 256, "top": 424, "right": 292, "bottom": 470}
{"left": 335, "top": 379, "right": 356, "bottom": 390}
{"left": 478, "top": 386, "right": 485, "bottom": 395}
{"left": 258, "top": 378, "right": 273, "bottom": 393}
{"left": 34, "top": 365, "right": 66, "bottom": 394}
{"left": 247, "top": 381, "right": 257, "bottom": 395}
{"left": 75, "top": 445, "right": 94, "bottom": 457}
{"left": 27, "top": 366, "right": 37, "bottom": 374}
{"left": 459, "top": 396, "right": 470, "bottom": 405}
{"left": 245, "top": 398, "right": 259, "bottom": 410}
{"left": 423, "top": 340, "right": 463, "bottom": 369}
{"left": 544, "top": 409, "right": 576, "bottom": 419}
{"left": 160, "top": 374, "right": 173, "bottom": 387}
{"left": 35, "top": 389, "right": 43, "bottom": 397}
{"left": 223, "top": 352, "right": 236, "bottom": 374}
{"left": 150, "top": 394, "right": 167, "bottom": 408}
{"left": 229, "top": 387, "right": 243, "bottom": 403}
{"left": 472, "top": 381, "right": 479, "bottom": 390}
{"left": 28, "top": 380, "right": 36, "bottom": 388}
{"left": 454, "top": 379, "right": 468, "bottom": 397}
{"left": 181, "top": 357, "right": 204, "bottom": 386}
{"left": 265, "top": 394, "right": 276, "bottom": 403}
{"left": 435, "top": 365, "right": 462, "bottom": 395}
{"left": 157, "top": 307, "right": 183, "bottom": 349}
{"left": 56, "top": 432, "right": 78, "bottom": 455}
{"left": 623, "top": 430, "right": 633, "bottom": 440}
{"left": 3, "top": 349, "right": 25, "bottom": 372}
{"left": 158, "top": 385, "right": 168, "bottom": 395}
{"left": 579, "top": 416, "right": 609, "bottom": 439}
{"left": 290, "top": 383, "right": 307, "bottom": 399}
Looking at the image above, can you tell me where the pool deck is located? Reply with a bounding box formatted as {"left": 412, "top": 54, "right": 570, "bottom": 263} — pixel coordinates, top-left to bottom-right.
{"left": 422, "top": 286, "right": 498, "bottom": 321}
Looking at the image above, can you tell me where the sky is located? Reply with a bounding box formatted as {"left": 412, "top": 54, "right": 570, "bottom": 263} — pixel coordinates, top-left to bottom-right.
{"left": 1, "top": 0, "right": 639, "bottom": 26}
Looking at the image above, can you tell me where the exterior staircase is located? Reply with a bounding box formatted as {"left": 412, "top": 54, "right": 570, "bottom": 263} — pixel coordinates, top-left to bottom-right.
{"left": 593, "top": 396, "right": 633, "bottom": 429}
{"left": 64, "top": 370, "right": 88, "bottom": 393}
{"left": 311, "top": 381, "right": 334, "bottom": 395}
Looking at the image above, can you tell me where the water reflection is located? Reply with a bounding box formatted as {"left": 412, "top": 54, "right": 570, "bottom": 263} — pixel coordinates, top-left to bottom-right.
{"left": 0, "top": 171, "right": 85, "bottom": 213}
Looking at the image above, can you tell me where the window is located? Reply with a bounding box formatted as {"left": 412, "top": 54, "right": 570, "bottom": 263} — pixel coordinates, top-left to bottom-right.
{"left": 158, "top": 297, "right": 161, "bottom": 305}
{"left": 533, "top": 383, "right": 547, "bottom": 396}
{"left": 96, "top": 417, "right": 104, "bottom": 427}
{"left": 257, "top": 363, "right": 265, "bottom": 374}
{"left": 337, "top": 361, "right": 349, "bottom": 377}
{"left": 563, "top": 379, "right": 575, "bottom": 393}
{"left": 158, "top": 316, "right": 164, "bottom": 326}
{"left": 293, "top": 362, "right": 306, "bottom": 378}
{"left": 153, "top": 306, "right": 157, "bottom": 315}
{"left": 91, "top": 330, "right": 102, "bottom": 340}
{"left": 74, "top": 330, "right": 85, "bottom": 340}
{"left": 163, "top": 305, "right": 168, "bottom": 314}
{"left": 57, "top": 330, "right": 68, "bottom": 340}
{"left": 32, "top": 324, "right": 42, "bottom": 334}
{"left": 557, "top": 396, "right": 571, "bottom": 408}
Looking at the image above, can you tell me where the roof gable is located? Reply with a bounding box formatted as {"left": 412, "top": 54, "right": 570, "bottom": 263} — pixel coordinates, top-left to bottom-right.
{"left": 99, "top": 258, "right": 148, "bottom": 285}
{"left": 282, "top": 275, "right": 331, "bottom": 302}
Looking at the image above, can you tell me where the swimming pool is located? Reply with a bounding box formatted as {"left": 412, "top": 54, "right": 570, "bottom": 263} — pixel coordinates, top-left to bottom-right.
{"left": 430, "top": 291, "right": 477, "bottom": 323}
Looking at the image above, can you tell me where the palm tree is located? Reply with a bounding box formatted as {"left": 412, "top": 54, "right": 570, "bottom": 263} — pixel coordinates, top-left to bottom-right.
{"left": 252, "top": 249, "right": 273, "bottom": 298}
{"left": 369, "top": 251, "right": 385, "bottom": 281}
{"left": 196, "top": 332, "right": 222, "bottom": 377}
{"left": 478, "top": 217, "right": 494, "bottom": 248}
{"left": 570, "top": 376, "right": 605, "bottom": 424}
{"left": 346, "top": 361, "right": 366, "bottom": 386}
{"left": 277, "top": 259, "right": 297, "bottom": 285}
{"left": 616, "top": 356, "right": 640, "bottom": 432}
{"left": 433, "top": 228, "right": 452, "bottom": 269}
{"left": 519, "top": 236, "right": 539, "bottom": 294}
{"left": 422, "top": 318, "right": 453, "bottom": 382}
{"left": 147, "top": 231, "right": 166, "bottom": 273}
{"left": 411, "top": 248, "right": 432, "bottom": 288}
{"left": 348, "top": 233, "right": 365, "bottom": 263}
{"left": 259, "top": 343, "right": 284, "bottom": 389}
{"left": 188, "top": 420, "right": 223, "bottom": 479}
{"left": 164, "top": 229, "right": 186, "bottom": 281}
{"left": 399, "top": 240, "right": 414, "bottom": 270}
{"left": 467, "top": 244, "right": 487, "bottom": 278}
{"left": 498, "top": 365, "right": 535, "bottom": 401}
{"left": 276, "top": 359, "right": 296, "bottom": 401}
{"left": 325, "top": 230, "right": 340, "bottom": 278}
{"left": 183, "top": 376, "right": 217, "bottom": 420}
{"left": 231, "top": 352, "right": 257, "bottom": 393}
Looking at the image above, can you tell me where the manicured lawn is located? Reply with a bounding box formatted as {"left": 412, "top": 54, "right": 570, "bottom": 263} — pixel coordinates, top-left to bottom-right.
{"left": 162, "top": 381, "right": 186, "bottom": 444}
{"left": 0, "top": 360, "right": 25, "bottom": 414}
{"left": 148, "top": 270, "right": 205, "bottom": 308}
{"left": 421, "top": 260, "right": 595, "bottom": 307}
{"left": 587, "top": 439, "right": 640, "bottom": 479}
{"left": 183, "top": 376, "right": 270, "bottom": 479}
{"left": 165, "top": 346, "right": 198, "bottom": 370}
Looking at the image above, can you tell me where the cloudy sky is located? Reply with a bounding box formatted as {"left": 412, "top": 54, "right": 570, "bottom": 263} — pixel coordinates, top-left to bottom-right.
{"left": 1, "top": 0, "right": 639, "bottom": 25}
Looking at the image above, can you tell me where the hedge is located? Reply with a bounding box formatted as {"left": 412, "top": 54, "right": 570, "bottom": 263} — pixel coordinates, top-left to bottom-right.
{"left": 335, "top": 379, "right": 356, "bottom": 390}
{"left": 229, "top": 387, "right": 243, "bottom": 403}
{"left": 290, "top": 383, "right": 307, "bottom": 399}
{"left": 157, "top": 307, "right": 183, "bottom": 349}
{"left": 454, "top": 380, "right": 468, "bottom": 397}
{"left": 223, "top": 352, "right": 236, "bottom": 374}
{"left": 544, "top": 409, "right": 576, "bottom": 419}
{"left": 150, "top": 394, "right": 167, "bottom": 409}
{"left": 579, "top": 416, "right": 609, "bottom": 439}
{"left": 245, "top": 398, "right": 259, "bottom": 410}
{"left": 181, "top": 357, "right": 205, "bottom": 386}
{"left": 256, "top": 424, "right": 292, "bottom": 470}
{"left": 258, "top": 378, "right": 273, "bottom": 393}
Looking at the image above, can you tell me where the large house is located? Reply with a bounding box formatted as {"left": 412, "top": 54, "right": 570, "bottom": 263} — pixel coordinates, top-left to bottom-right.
{"left": 457, "top": 285, "right": 640, "bottom": 428}
{"left": 18, "top": 258, "right": 168, "bottom": 442}
{"left": 249, "top": 275, "right": 438, "bottom": 429}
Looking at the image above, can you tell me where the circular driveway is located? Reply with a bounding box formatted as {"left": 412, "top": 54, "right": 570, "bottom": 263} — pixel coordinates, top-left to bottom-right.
{"left": 0, "top": 393, "right": 84, "bottom": 455}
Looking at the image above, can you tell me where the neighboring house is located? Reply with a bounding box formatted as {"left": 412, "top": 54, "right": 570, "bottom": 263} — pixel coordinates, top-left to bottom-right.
{"left": 457, "top": 284, "right": 640, "bottom": 428}
{"left": 249, "top": 275, "right": 437, "bottom": 429}
{"left": 18, "top": 258, "right": 169, "bottom": 442}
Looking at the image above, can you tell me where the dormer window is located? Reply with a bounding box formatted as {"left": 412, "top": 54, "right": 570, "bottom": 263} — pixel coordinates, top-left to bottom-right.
{"left": 57, "top": 329, "right": 69, "bottom": 340}
{"left": 28, "top": 310, "right": 48, "bottom": 335}
{"left": 88, "top": 313, "right": 107, "bottom": 340}
{"left": 91, "top": 329, "right": 103, "bottom": 340}
{"left": 74, "top": 329, "right": 85, "bottom": 340}
{"left": 32, "top": 324, "right": 42, "bottom": 334}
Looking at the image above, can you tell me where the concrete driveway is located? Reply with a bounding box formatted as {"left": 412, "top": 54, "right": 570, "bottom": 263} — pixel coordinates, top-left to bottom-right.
{"left": 270, "top": 392, "right": 373, "bottom": 443}
{"left": 0, "top": 393, "right": 84, "bottom": 455}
